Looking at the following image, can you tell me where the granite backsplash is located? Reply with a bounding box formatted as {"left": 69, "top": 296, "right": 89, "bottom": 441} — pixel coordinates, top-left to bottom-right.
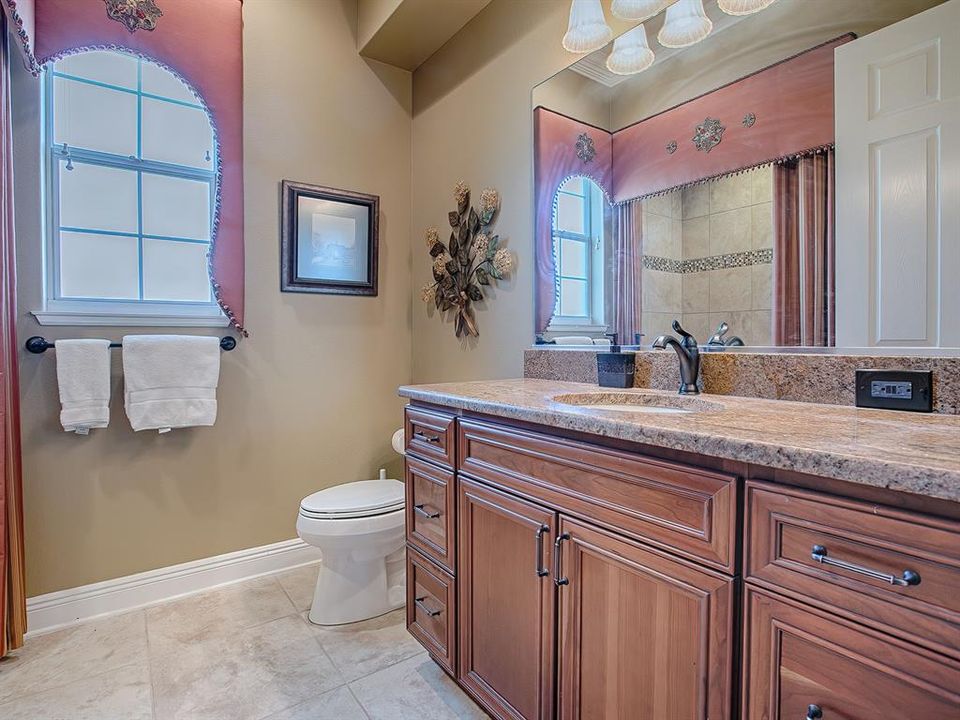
{"left": 524, "top": 349, "right": 960, "bottom": 414}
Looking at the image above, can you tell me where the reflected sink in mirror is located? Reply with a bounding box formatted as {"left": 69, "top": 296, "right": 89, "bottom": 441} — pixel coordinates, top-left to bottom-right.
{"left": 553, "top": 392, "right": 724, "bottom": 415}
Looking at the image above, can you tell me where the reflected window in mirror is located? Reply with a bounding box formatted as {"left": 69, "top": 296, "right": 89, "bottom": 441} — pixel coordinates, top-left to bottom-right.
{"left": 549, "top": 177, "right": 609, "bottom": 335}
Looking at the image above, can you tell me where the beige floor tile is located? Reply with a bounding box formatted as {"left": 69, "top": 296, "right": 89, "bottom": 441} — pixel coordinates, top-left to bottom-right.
{"left": 0, "top": 663, "right": 152, "bottom": 720}
{"left": 260, "top": 686, "right": 368, "bottom": 720}
{"left": 276, "top": 563, "right": 320, "bottom": 613}
{"left": 146, "top": 575, "right": 296, "bottom": 656}
{"left": 151, "top": 614, "right": 344, "bottom": 720}
{"left": 308, "top": 609, "right": 423, "bottom": 682}
{"left": 0, "top": 609, "right": 147, "bottom": 704}
{"left": 350, "top": 653, "right": 484, "bottom": 720}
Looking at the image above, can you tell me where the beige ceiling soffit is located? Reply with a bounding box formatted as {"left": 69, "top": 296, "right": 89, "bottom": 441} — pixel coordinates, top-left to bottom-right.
{"left": 358, "top": 0, "right": 495, "bottom": 71}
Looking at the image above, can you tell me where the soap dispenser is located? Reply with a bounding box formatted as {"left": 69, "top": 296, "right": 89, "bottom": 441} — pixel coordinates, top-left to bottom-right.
{"left": 596, "top": 333, "right": 636, "bottom": 388}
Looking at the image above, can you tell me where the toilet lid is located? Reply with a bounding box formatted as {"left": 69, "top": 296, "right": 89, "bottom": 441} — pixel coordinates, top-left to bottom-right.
{"left": 299, "top": 479, "right": 404, "bottom": 517}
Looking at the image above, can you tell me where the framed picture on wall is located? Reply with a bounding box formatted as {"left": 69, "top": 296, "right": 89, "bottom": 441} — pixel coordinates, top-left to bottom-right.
{"left": 280, "top": 180, "right": 379, "bottom": 296}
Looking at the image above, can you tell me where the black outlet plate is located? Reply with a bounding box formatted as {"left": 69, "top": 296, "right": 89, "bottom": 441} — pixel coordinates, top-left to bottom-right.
{"left": 855, "top": 369, "right": 933, "bottom": 413}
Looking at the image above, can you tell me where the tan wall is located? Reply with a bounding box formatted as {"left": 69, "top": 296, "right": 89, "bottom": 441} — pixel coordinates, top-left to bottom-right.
{"left": 531, "top": 68, "right": 613, "bottom": 132}
{"left": 13, "top": 0, "right": 413, "bottom": 596}
{"left": 410, "top": 0, "right": 638, "bottom": 382}
{"left": 410, "top": 0, "right": 945, "bottom": 387}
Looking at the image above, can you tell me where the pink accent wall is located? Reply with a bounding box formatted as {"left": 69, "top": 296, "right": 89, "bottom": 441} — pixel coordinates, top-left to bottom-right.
{"left": 34, "top": 0, "right": 245, "bottom": 332}
{"left": 533, "top": 108, "right": 612, "bottom": 334}
{"left": 611, "top": 36, "right": 851, "bottom": 203}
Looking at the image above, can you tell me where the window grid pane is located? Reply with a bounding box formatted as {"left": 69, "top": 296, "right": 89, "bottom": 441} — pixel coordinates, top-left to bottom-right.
{"left": 50, "top": 51, "right": 216, "bottom": 306}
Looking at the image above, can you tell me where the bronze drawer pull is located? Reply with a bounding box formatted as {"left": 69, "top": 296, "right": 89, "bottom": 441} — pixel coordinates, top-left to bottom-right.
{"left": 806, "top": 705, "right": 822, "bottom": 720}
{"left": 554, "top": 532, "right": 571, "bottom": 586}
{"left": 414, "top": 596, "right": 441, "bottom": 617}
{"left": 811, "top": 545, "right": 921, "bottom": 587}
{"left": 413, "top": 430, "right": 441, "bottom": 444}
{"left": 535, "top": 525, "right": 549, "bottom": 578}
{"left": 413, "top": 504, "right": 441, "bottom": 519}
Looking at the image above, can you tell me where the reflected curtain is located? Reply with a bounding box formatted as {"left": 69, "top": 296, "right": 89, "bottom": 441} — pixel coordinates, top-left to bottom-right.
{"left": 773, "top": 150, "right": 835, "bottom": 346}
{"left": 1, "top": 11, "right": 26, "bottom": 658}
{"left": 611, "top": 200, "right": 642, "bottom": 343}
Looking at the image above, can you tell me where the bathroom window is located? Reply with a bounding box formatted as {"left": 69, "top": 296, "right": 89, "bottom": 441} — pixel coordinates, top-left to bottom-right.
{"left": 549, "top": 176, "right": 606, "bottom": 331}
{"left": 37, "top": 50, "right": 226, "bottom": 326}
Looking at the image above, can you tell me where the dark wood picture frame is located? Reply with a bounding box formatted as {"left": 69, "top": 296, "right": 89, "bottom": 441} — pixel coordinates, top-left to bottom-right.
{"left": 280, "top": 180, "right": 379, "bottom": 296}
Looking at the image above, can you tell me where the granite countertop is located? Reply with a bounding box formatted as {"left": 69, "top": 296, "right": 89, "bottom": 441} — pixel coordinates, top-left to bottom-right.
{"left": 398, "top": 379, "right": 960, "bottom": 504}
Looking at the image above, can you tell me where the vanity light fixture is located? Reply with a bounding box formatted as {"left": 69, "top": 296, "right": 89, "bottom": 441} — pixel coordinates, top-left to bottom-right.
{"left": 562, "top": 0, "right": 613, "bottom": 53}
{"left": 610, "top": 0, "right": 671, "bottom": 21}
{"left": 717, "top": 0, "right": 777, "bottom": 16}
{"left": 658, "top": 0, "right": 713, "bottom": 48}
{"left": 606, "top": 24, "right": 656, "bottom": 75}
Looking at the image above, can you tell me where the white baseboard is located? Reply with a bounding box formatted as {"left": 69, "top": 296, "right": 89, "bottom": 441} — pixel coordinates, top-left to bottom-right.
{"left": 26, "top": 538, "right": 321, "bottom": 638}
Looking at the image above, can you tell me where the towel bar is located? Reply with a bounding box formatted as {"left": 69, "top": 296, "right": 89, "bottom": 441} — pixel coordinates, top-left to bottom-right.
{"left": 24, "top": 335, "right": 237, "bottom": 354}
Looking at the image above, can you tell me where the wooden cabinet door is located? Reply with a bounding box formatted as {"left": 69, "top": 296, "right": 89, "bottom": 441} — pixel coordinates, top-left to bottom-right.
{"left": 556, "top": 517, "right": 735, "bottom": 720}
{"left": 742, "top": 587, "right": 960, "bottom": 720}
{"left": 458, "top": 478, "right": 557, "bottom": 720}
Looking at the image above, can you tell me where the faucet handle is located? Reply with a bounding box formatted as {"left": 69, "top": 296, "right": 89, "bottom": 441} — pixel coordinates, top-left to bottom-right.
{"left": 671, "top": 320, "right": 697, "bottom": 347}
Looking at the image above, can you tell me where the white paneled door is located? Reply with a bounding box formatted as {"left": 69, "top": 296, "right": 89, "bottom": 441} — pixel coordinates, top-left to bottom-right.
{"left": 835, "top": 0, "right": 960, "bottom": 348}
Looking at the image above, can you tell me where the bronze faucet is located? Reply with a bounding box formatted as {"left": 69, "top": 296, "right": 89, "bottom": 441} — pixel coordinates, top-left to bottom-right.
{"left": 652, "top": 320, "right": 701, "bottom": 395}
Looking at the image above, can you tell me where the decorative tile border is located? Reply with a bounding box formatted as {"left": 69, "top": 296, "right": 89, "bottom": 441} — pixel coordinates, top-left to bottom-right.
{"left": 643, "top": 248, "right": 772, "bottom": 274}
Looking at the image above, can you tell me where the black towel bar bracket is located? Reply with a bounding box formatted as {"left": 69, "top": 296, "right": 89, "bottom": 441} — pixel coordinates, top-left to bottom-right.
{"left": 24, "top": 335, "right": 237, "bottom": 354}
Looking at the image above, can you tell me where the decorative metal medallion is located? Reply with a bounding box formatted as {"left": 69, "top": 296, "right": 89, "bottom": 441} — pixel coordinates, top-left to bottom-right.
{"left": 104, "top": 0, "right": 164, "bottom": 33}
{"left": 665, "top": 140, "right": 678, "bottom": 155}
{"left": 575, "top": 133, "right": 596, "bottom": 163}
{"left": 692, "top": 117, "right": 725, "bottom": 153}
{"left": 742, "top": 112, "right": 757, "bottom": 128}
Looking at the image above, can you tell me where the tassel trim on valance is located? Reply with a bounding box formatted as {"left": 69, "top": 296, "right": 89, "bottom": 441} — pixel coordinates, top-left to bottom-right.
{"left": 2, "top": 0, "right": 41, "bottom": 74}
{"left": 621, "top": 143, "right": 836, "bottom": 205}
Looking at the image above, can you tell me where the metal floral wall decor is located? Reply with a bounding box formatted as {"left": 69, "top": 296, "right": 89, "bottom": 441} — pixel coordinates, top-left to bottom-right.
{"left": 421, "top": 182, "right": 513, "bottom": 338}
{"left": 104, "top": 0, "right": 164, "bottom": 33}
{"left": 692, "top": 116, "right": 725, "bottom": 153}
{"left": 575, "top": 133, "right": 596, "bottom": 163}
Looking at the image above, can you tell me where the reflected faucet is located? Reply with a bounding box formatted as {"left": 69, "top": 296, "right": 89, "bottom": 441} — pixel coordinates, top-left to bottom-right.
{"left": 652, "top": 320, "right": 701, "bottom": 395}
{"left": 707, "top": 321, "right": 745, "bottom": 348}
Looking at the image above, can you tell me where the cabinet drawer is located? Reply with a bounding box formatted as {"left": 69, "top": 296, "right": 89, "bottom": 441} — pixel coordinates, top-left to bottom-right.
{"left": 406, "top": 547, "right": 456, "bottom": 675}
{"left": 405, "top": 406, "right": 455, "bottom": 469}
{"left": 745, "top": 481, "right": 960, "bottom": 657}
{"left": 405, "top": 456, "right": 456, "bottom": 573}
{"left": 743, "top": 587, "right": 960, "bottom": 719}
{"left": 458, "top": 419, "right": 738, "bottom": 572}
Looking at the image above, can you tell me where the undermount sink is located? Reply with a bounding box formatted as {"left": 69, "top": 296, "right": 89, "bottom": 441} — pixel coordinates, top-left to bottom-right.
{"left": 552, "top": 392, "right": 724, "bottom": 415}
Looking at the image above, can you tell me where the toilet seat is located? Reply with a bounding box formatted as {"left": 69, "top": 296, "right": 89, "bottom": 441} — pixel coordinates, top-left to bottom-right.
{"left": 299, "top": 479, "right": 404, "bottom": 520}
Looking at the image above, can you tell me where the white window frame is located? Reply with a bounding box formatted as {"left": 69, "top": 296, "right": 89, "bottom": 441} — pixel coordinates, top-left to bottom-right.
{"left": 34, "top": 54, "right": 228, "bottom": 328}
{"left": 547, "top": 177, "right": 606, "bottom": 335}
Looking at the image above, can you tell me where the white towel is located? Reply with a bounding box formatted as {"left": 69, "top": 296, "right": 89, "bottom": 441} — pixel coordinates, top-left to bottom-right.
{"left": 55, "top": 339, "right": 112, "bottom": 434}
{"left": 122, "top": 335, "right": 221, "bottom": 433}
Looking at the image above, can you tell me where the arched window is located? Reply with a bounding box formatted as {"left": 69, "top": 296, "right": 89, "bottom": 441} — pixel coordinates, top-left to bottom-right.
{"left": 39, "top": 49, "right": 225, "bottom": 325}
{"left": 550, "top": 176, "right": 606, "bottom": 330}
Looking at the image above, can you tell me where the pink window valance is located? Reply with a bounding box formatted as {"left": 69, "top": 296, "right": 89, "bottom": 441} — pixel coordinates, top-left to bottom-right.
{"left": 533, "top": 108, "right": 613, "bottom": 335}
{"left": 23, "top": 0, "right": 246, "bottom": 333}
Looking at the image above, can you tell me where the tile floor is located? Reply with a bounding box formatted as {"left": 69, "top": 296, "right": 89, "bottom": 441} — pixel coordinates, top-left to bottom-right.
{"left": 0, "top": 563, "right": 486, "bottom": 720}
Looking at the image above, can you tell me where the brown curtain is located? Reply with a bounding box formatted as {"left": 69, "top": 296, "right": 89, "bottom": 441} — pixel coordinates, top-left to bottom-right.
{"left": 611, "top": 200, "right": 643, "bottom": 344}
{"left": 773, "top": 150, "right": 835, "bottom": 346}
{"left": 1, "top": 12, "right": 26, "bottom": 658}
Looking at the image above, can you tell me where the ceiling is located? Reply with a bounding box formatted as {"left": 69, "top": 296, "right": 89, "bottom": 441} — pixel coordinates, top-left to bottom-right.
{"left": 358, "top": 0, "right": 495, "bottom": 71}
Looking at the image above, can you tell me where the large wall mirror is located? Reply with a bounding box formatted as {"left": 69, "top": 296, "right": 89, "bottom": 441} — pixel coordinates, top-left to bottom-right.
{"left": 532, "top": 0, "right": 958, "bottom": 352}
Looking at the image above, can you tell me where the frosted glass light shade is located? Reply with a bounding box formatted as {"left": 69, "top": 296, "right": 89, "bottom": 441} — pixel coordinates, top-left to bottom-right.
{"left": 606, "top": 24, "right": 655, "bottom": 75}
{"left": 562, "top": 0, "right": 613, "bottom": 54}
{"left": 658, "top": 0, "right": 713, "bottom": 48}
{"left": 717, "top": 0, "right": 777, "bottom": 15}
{"left": 610, "top": 0, "right": 669, "bottom": 21}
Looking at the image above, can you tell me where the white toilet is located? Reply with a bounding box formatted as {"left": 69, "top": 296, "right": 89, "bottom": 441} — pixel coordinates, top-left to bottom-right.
{"left": 296, "top": 474, "right": 406, "bottom": 625}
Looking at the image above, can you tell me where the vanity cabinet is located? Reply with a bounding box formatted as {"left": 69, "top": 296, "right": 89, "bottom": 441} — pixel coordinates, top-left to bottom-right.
{"left": 458, "top": 478, "right": 556, "bottom": 720}
{"left": 402, "top": 404, "right": 960, "bottom": 720}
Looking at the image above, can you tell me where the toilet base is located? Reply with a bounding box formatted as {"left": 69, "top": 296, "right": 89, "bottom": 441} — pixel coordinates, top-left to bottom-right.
{"left": 307, "top": 547, "right": 405, "bottom": 626}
